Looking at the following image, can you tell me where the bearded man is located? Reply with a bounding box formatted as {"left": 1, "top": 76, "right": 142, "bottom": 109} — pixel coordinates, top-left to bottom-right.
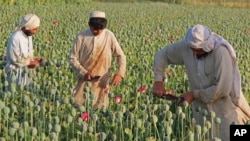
{"left": 6, "top": 14, "right": 42, "bottom": 87}
{"left": 152, "top": 24, "right": 250, "bottom": 141}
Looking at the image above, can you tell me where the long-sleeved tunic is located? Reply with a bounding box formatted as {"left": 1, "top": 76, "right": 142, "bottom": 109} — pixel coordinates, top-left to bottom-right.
{"left": 153, "top": 40, "right": 250, "bottom": 141}
{"left": 69, "top": 28, "right": 126, "bottom": 109}
{"left": 5, "top": 30, "right": 34, "bottom": 86}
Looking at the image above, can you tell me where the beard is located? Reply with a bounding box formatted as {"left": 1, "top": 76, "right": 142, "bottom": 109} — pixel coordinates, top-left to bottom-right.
{"left": 196, "top": 52, "right": 209, "bottom": 59}
{"left": 23, "top": 30, "right": 33, "bottom": 36}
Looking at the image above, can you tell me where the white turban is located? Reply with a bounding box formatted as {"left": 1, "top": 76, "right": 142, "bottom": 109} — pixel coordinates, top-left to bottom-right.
{"left": 16, "top": 14, "right": 40, "bottom": 31}
{"left": 185, "top": 24, "right": 241, "bottom": 99}
{"left": 89, "top": 11, "right": 106, "bottom": 18}
{"left": 185, "top": 24, "right": 215, "bottom": 52}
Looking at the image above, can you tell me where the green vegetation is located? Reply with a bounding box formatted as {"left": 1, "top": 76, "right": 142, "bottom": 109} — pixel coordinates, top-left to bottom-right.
{"left": 0, "top": 0, "right": 250, "bottom": 8}
{"left": 0, "top": 2, "right": 250, "bottom": 141}
{"left": 0, "top": 0, "right": 91, "bottom": 5}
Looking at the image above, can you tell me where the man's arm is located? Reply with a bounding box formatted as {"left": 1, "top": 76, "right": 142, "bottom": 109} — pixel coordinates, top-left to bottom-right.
{"left": 7, "top": 37, "right": 30, "bottom": 67}
{"left": 152, "top": 41, "right": 185, "bottom": 96}
{"left": 111, "top": 34, "right": 126, "bottom": 78}
{"left": 110, "top": 33, "right": 126, "bottom": 86}
{"left": 69, "top": 35, "right": 88, "bottom": 78}
{"left": 153, "top": 41, "right": 185, "bottom": 82}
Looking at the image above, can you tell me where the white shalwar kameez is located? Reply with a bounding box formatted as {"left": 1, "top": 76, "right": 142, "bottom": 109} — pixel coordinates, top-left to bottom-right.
{"left": 6, "top": 30, "right": 34, "bottom": 86}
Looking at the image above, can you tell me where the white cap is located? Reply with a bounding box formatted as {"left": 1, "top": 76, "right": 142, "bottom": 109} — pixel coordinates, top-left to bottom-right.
{"left": 89, "top": 11, "right": 106, "bottom": 18}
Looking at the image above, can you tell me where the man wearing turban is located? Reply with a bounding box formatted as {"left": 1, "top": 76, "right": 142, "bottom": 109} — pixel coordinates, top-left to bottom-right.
{"left": 69, "top": 11, "right": 126, "bottom": 109}
{"left": 152, "top": 24, "right": 250, "bottom": 141}
{"left": 5, "top": 14, "right": 42, "bottom": 87}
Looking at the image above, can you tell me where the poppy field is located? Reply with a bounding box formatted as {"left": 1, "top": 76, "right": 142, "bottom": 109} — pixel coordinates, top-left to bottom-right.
{"left": 0, "top": 2, "right": 250, "bottom": 141}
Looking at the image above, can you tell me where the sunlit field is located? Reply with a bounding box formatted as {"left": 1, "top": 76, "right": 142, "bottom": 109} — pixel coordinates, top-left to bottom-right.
{"left": 0, "top": 2, "right": 250, "bottom": 140}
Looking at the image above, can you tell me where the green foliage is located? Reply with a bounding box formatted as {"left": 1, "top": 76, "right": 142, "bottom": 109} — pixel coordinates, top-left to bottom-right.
{"left": 0, "top": 2, "right": 250, "bottom": 140}
{"left": 0, "top": 0, "right": 92, "bottom": 5}
{"left": 93, "top": 0, "right": 250, "bottom": 8}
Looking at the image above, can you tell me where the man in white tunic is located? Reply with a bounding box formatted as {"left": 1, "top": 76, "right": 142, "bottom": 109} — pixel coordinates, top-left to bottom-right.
{"left": 6, "top": 14, "right": 42, "bottom": 87}
{"left": 69, "top": 11, "right": 126, "bottom": 109}
{"left": 152, "top": 24, "right": 250, "bottom": 141}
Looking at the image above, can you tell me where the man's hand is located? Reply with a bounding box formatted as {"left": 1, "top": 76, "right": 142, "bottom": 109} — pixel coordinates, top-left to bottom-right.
{"left": 34, "top": 57, "right": 43, "bottom": 63}
{"left": 111, "top": 74, "right": 123, "bottom": 86}
{"left": 180, "top": 91, "right": 194, "bottom": 104}
{"left": 84, "top": 72, "right": 93, "bottom": 81}
{"left": 152, "top": 81, "right": 165, "bottom": 98}
{"left": 28, "top": 60, "right": 40, "bottom": 69}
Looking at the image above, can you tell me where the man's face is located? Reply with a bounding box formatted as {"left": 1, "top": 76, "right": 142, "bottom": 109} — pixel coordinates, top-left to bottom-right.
{"left": 23, "top": 27, "right": 39, "bottom": 36}
{"left": 191, "top": 48, "right": 208, "bottom": 58}
{"left": 90, "top": 26, "right": 103, "bottom": 36}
